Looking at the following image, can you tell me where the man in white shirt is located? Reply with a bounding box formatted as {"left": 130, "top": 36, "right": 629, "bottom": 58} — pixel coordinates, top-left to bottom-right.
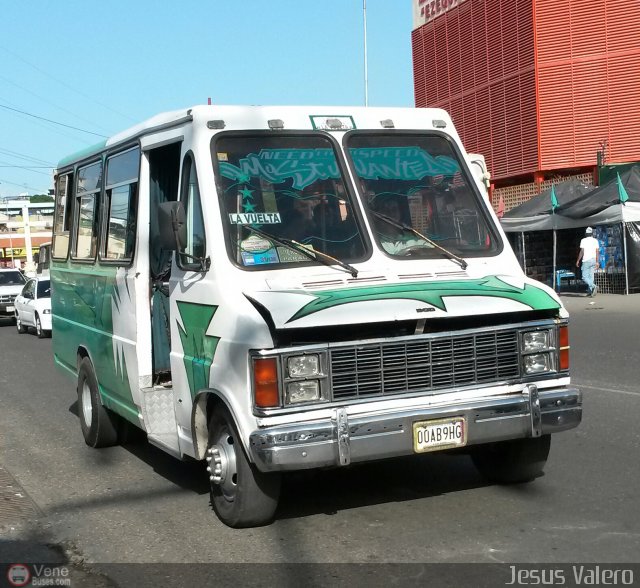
{"left": 576, "top": 227, "right": 600, "bottom": 297}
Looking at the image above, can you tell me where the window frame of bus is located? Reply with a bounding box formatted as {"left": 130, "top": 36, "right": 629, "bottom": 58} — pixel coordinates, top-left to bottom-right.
{"left": 100, "top": 146, "right": 140, "bottom": 266}
{"left": 210, "top": 130, "right": 372, "bottom": 272}
{"left": 52, "top": 172, "right": 74, "bottom": 260}
{"left": 71, "top": 159, "right": 103, "bottom": 262}
{"left": 176, "top": 150, "right": 207, "bottom": 272}
{"left": 342, "top": 129, "right": 504, "bottom": 259}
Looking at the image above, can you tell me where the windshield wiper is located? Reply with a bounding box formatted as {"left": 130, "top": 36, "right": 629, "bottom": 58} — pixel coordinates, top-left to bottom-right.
{"left": 244, "top": 225, "right": 359, "bottom": 278}
{"left": 370, "top": 211, "right": 468, "bottom": 270}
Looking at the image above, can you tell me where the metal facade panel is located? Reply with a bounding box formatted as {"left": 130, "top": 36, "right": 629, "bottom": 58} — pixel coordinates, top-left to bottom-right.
{"left": 459, "top": 5, "right": 475, "bottom": 91}
{"left": 534, "top": 0, "right": 573, "bottom": 61}
{"left": 606, "top": 1, "right": 639, "bottom": 52}
{"left": 471, "top": 1, "right": 489, "bottom": 87}
{"left": 447, "top": 14, "right": 463, "bottom": 98}
{"left": 537, "top": 63, "right": 576, "bottom": 169}
{"left": 434, "top": 18, "right": 450, "bottom": 103}
{"left": 570, "top": 0, "right": 607, "bottom": 57}
{"left": 411, "top": 0, "right": 640, "bottom": 183}
{"left": 410, "top": 0, "right": 537, "bottom": 180}
{"left": 572, "top": 59, "right": 609, "bottom": 163}
{"left": 462, "top": 92, "right": 479, "bottom": 152}
{"left": 608, "top": 53, "right": 640, "bottom": 163}
{"left": 411, "top": 29, "right": 426, "bottom": 106}
{"left": 536, "top": 0, "right": 640, "bottom": 170}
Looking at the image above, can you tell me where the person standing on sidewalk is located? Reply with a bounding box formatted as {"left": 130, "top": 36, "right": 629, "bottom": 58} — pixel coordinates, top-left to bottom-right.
{"left": 576, "top": 227, "right": 600, "bottom": 296}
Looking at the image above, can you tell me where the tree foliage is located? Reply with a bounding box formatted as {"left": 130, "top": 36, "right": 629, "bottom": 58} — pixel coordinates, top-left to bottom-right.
{"left": 30, "top": 194, "right": 54, "bottom": 203}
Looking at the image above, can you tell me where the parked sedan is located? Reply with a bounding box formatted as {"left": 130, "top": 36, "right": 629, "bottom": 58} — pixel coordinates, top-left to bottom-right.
{"left": 15, "top": 277, "right": 51, "bottom": 338}
{"left": 0, "top": 268, "right": 27, "bottom": 322}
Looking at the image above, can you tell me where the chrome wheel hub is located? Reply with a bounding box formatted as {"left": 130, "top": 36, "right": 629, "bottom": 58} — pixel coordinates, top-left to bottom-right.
{"left": 81, "top": 381, "right": 92, "bottom": 425}
{"left": 207, "top": 428, "right": 238, "bottom": 499}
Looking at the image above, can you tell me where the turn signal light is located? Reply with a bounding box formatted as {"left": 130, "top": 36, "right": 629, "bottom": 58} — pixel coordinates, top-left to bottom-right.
{"left": 559, "top": 326, "right": 570, "bottom": 371}
{"left": 254, "top": 358, "right": 279, "bottom": 408}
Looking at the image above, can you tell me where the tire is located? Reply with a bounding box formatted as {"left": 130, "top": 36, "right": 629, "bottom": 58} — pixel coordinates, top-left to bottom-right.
{"left": 77, "top": 357, "right": 119, "bottom": 448}
{"left": 207, "top": 407, "right": 281, "bottom": 528}
{"left": 16, "top": 314, "right": 26, "bottom": 334}
{"left": 470, "top": 435, "right": 551, "bottom": 484}
{"left": 35, "top": 314, "right": 46, "bottom": 338}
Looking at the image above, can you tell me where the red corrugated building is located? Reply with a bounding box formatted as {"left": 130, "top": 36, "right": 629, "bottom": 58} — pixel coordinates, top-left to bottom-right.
{"left": 411, "top": 0, "right": 640, "bottom": 208}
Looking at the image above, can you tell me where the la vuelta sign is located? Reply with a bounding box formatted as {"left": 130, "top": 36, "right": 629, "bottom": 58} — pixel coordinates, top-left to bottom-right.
{"left": 413, "top": 0, "right": 467, "bottom": 29}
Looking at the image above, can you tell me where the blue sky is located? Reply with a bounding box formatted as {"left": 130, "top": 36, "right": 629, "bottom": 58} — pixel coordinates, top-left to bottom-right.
{"left": 0, "top": 1, "right": 414, "bottom": 198}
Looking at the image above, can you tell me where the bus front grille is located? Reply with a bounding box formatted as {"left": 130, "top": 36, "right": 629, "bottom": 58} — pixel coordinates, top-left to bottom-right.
{"left": 330, "top": 329, "right": 520, "bottom": 400}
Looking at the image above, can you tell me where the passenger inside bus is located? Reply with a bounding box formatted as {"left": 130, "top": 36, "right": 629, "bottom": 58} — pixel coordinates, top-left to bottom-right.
{"left": 311, "top": 198, "right": 351, "bottom": 257}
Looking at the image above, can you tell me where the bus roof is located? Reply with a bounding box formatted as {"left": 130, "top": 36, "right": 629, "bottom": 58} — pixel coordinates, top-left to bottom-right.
{"left": 55, "top": 104, "right": 457, "bottom": 170}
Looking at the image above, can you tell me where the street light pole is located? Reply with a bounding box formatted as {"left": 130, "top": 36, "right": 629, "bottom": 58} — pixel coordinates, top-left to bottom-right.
{"left": 363, "top": 0, "right": 369, "bottom": 106}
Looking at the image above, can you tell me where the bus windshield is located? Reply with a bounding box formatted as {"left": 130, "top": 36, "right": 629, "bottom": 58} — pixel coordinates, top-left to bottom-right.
{"left": 346, "top": 133, "right": 501, "bottom": 259}
{"left": 214, "top": 134, "right": 368, "bottom": 270}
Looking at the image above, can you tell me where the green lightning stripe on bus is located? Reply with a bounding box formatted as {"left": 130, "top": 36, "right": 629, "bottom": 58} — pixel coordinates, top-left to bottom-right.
{"left": 176, "top": 302, "right": 220, "bottom": 397}
{"left": 287, "top": 276, "right": 559, "bottom": 323}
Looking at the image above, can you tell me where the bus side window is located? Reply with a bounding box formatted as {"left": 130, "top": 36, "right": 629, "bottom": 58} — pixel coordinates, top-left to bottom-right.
{"left": 104, "top": 147, "right": 140, "bottom": 262}
{"left": 52, "top": 173, "right": 74, "bottom": 259}
{"left": 72, "top": 160, "right": 102, "bottom": 260}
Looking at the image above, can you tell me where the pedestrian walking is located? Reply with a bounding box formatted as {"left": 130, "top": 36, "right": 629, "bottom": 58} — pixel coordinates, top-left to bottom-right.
{"left": 576, "top": 227, "right": 599, "bottom": 296}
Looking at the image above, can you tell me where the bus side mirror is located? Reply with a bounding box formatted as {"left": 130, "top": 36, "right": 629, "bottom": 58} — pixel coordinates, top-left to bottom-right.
{"left": 158, "top": 201, "right": 187, "bottom": 251}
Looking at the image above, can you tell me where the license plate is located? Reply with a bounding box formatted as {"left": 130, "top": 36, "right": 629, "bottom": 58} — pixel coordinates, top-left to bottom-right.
{"left": 7, "top": 306, "right": 14, "bottom": 312}
{"left": 413, "top": 417, "right": 467, "bottom": 453}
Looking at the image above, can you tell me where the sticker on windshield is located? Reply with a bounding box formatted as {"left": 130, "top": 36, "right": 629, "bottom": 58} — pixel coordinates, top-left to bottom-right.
{"left": 240, "top": 236, "right": 274, "bottom": 254}
{"left": 229, "top": 212, "right": 281, "bottom": 225}
{"left": 277, "top": 244, "right": 315, "bottom": 263}
{"left": 241, "top": 249, "right": 279, "bottom": 266}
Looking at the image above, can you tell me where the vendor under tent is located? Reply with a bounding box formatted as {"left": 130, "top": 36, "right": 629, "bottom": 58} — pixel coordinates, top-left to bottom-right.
{"left": 500, "top": 168, "right": 640, "bottom": 294}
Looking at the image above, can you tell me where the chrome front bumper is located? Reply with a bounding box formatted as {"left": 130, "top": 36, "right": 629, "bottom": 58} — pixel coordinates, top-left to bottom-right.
{"left": 249, "top": 385, "right": 582, "bottom": 473}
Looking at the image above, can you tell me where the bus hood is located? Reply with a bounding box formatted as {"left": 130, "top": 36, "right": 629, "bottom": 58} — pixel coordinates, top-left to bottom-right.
{"left": 244, "top": 274, "right": 562, "bottom": 330}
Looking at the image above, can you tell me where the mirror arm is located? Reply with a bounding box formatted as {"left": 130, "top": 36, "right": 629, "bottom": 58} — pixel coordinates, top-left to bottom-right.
{"left": 176, "top": 251, "right": 211, "bottom": 272}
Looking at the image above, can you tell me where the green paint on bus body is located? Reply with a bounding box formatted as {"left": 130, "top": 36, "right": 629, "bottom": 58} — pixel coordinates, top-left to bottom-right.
{"left": 287, "top": 276, "right": 559, "bottom": 323}
{"left": 176, "top": 302, "right": 220, "bottom": 398}
{"left": 57, "top": 140, "right": 108, "bottom": 168}
{"left": 50, "top": 265, "right": 137, "bottom": 416}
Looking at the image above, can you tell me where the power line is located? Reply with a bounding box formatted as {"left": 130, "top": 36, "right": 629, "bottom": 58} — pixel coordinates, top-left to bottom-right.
{"left": 0, "top": 177, "right": 50, "bottom": 192}
{"left": 0, "top": 45, "right": 136, "bottom": 123}
{"left": 0, "top": 72, "right": 114, "bottom": 135}
{"left": 0, "top": 147, "right": 53, "bottom": 166}
{"left": 0, "top": 165, "right": 53, "bottom": 177}
{"left": 0, "top": 102, "right": 107, "bottom": 138}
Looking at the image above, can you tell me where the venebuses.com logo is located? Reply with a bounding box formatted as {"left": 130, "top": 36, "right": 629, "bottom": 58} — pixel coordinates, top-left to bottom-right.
{"left": 6, "top": 564, "right": 31, "bottom": 587}
{"left": 6, "top": 563, "right": 71, "bottom": 586}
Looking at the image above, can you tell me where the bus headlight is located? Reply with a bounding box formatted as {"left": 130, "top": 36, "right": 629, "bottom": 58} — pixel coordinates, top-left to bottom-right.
{"left": 522, "top": 330, "right": 551, "bottom": 352}
{"left": 523, "top": 353, "right": 552, "bottom": 374}
{"left": 286, "top": 381, "right": 321, "bottom": 404}
{"left": 287, "top": 354, "right": 320, "bottom": 377}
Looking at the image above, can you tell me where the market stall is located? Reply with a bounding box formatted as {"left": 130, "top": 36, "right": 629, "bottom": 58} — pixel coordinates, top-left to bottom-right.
{"left": 501, "top": 168, "right": 640, "bottom": 294}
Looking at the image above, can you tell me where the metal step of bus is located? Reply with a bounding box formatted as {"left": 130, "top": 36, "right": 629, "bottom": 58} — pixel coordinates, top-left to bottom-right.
{"left": 141, "top": 386, "right": 179, "bottom": 454}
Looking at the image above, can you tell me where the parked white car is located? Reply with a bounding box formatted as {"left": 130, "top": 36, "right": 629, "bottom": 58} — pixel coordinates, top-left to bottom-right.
{"left": 15, "top": 277, "right": 52, "bottom": 338}
{"left": 0, "top": 268, "right": 27, "bottom": 323}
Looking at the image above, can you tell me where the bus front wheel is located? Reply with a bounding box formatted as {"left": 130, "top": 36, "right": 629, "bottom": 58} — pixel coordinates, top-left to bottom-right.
{"left": 77, "top": 357, "right": 119, "bottom": 448}
{"left": 207, "top": 407, "right": 281, "bottom": 528}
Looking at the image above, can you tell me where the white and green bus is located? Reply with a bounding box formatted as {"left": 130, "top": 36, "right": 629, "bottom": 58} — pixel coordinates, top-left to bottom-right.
{"left": 51, "top": 105, "right": 581, "bottom": 528}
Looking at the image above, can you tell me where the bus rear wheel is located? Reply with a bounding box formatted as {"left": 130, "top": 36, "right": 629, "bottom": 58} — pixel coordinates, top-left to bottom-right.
{"left": 77, "top": 357, "right": 119, "bottom": 448}
{"left": 470, "top": 434, "right": 551, "bottom": 484}
{"left": 207, "top": 407, "right": 281, "bottom": 528}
